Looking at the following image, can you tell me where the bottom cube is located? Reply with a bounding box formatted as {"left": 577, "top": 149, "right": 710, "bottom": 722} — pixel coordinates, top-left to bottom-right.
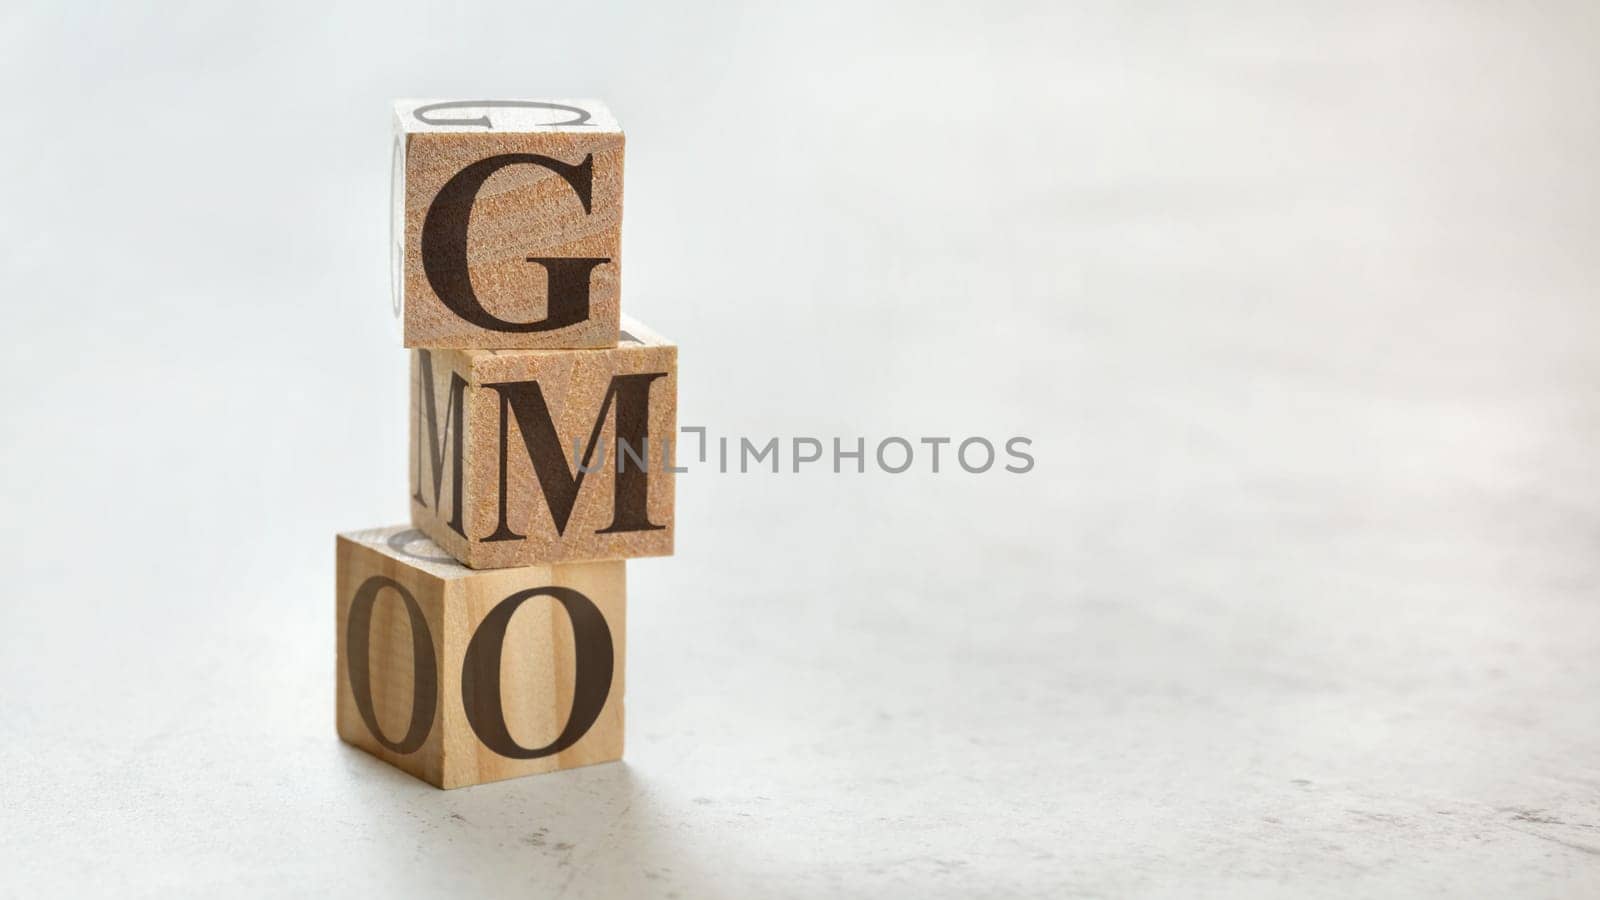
{"left": 335, "top": 525, "right": 625, "bottom": 788}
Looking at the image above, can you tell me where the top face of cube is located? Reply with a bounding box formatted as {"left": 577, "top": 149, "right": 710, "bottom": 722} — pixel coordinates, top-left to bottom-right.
{"left": 392, "top": 99, "right": 624, "bottom": 350}
{"left": 340, "top": 524, "right": 478, "bottom": 581}
{"left": 455, "top": 313, "right": 674, "bottom": 372}
{"left": 394, "top": 99, "right": 621, "bottom": 134}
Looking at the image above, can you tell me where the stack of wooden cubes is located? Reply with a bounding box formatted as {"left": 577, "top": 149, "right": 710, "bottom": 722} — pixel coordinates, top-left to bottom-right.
{"left": 335, "top": 100, "right": 676, "bottom": 789}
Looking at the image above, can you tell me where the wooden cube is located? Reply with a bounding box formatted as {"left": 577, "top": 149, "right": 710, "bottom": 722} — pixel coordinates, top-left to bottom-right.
{"left": 392, "top": 99, "right": 623, "bottom": 350}
{"left": 410, "top": 315, "right": 676, "bottom": 569}
{"left": 335, "top": 525, "right": 625, "bottom": 788}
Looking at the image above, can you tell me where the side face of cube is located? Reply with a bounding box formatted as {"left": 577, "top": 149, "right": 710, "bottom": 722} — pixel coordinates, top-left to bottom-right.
{"left": 409, "top": 320, "right": 677, "bottom": 569}
{"left": 336, "top": 527, "right": 627, "bottom": 789}
{"left": 335, "top": 531, "right": 450, "bottom": 786}
{"left": 393, "top": 99, "right": 623, "bottom": 350}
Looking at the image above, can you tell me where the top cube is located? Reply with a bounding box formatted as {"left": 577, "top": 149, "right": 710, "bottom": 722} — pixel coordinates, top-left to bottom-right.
{"left": 392, "top": 99, "right": 623, "bottom": 349}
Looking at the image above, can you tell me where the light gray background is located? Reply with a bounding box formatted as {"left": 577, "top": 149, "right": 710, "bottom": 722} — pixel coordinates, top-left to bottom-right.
{"left": 1, "top": 1, "right": 1597, "bottom": 897}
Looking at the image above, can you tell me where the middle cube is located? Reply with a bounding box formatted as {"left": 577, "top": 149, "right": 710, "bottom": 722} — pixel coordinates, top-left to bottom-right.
{"left": 411, "top": 317, "right": 677, "bottom": 569}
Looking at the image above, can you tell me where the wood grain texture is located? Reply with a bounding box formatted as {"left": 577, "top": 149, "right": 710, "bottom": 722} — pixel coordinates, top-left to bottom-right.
{"left": 335, "top": 525, "right": 625, "bottom": 789}
{"left": 410, "top": 315, "right": 676, "bottom": 569}
{"left": 393, "top": 98, "right": 622, "bottom": 350}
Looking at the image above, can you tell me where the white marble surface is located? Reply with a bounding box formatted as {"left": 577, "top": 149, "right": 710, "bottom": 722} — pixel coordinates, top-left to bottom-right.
{"left": 1, "top": 1, "right": 1597, "bottom": 896}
